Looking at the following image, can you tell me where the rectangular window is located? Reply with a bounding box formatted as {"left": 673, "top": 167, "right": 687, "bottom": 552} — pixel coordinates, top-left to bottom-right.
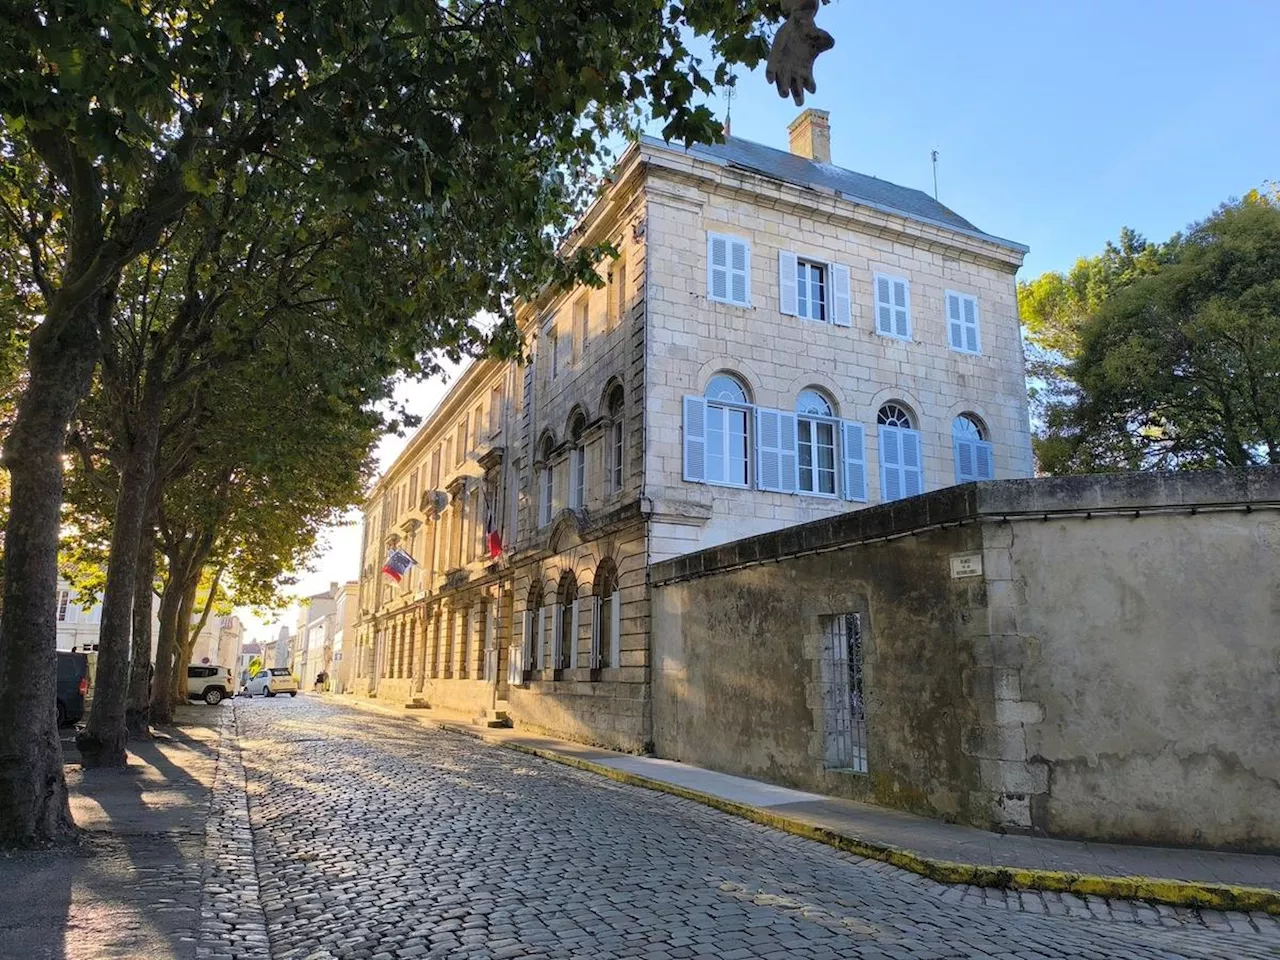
{"left": 574, "top": 296, "right": 589, "bottom": 363}
{"left": 779, "top": 252, "right": 850, "bottom": 326}
{"left": 549, "top": 324, "right": 561, "bottom": 379}
{"left": 473, "top": 403, "right": 484, "bottom": 445}
{"left": 57, "top": 589, "right": 71, "bottom": 622}
{"left": 443, "top": 438, "right": 452, "bottom": 477}
{"left": 707, "top": 232, "right": 751, "bottom": 306}
{"left": 874, "top": 273, "right": 911, "bottom": 339}
{"left": 408, "top": 469, "right": 419, "bottom": 509}
{"left": 455, "top": 417, "right": 468, "bottom": 465}
{"left": 430, "top": 448, "right": 441, "bottom": 489}
{"left": 616, "top": 261, "right": 627, "bottom": 326}
{"left": 610, "top": 420, "right": 624, "bottom": 492}
{"left": 796, "top": 260, "right": 826, "bottom": 322}
{"left": 538, "top": 467, "right": 553, "bottom": 527}
{"left": 797, "top": 418, "right": 837, "bottom": 495}
{"left": 488, "top": 384, "right": 503, "bottom": 436}
{"left": 821, "top": 613, "right": 868, "bottom": 773}
{"left": 946, "top": 291, "right": 981, "bottom": 354}
{"left": 570, "top": 447, "right": 585, "bottom": 509}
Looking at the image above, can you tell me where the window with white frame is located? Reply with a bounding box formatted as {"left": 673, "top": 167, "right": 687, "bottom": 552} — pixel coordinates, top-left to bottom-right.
{"left": 797, "top": 259, "right": 826, "bottom": 321}
{"left": 877, "top": 402, "right": 924, "bottom": 501}
{"left": 568, "top": 413, "right": 586, "bottom": 509}
{"left": 591, "top": 561, "right": 620, "bottom": 669}
{"left": 537, "top": 436, "right": 555, "bottom": 527}
{"left": 607, "top": 385, "right": 624, "bottom": 493}
{"left": 573, "top": 296, "right": 589, "bottom": 364}
{"left": 874, "top": 273, "right": 911, "bottom": 339}
{"left": 707, "top": 233, "right": 750, "bottom": 307}
{"left": 684, "top": 373, "right": 751, "bottom": 487}
{"left": 556, "top": 571, "right": 577, "bottom": 672}
{"left": 488, "top": 384, "right": 503, "bottom": 436}
{"left": 57, "top": 589, "right": 72, "bottom": 623}
{"left": 953, "top": 414, "right": 994, "bottom": 483}
{"left": 796, "top": 390, "right": 838, "bottom": 496}
{"left": 779, "top": 253, "right": 852, "bottom": 326}
{"left": 545, "top": 318, "right": 561, "bottom": 379}
{"left": 946, "top": 290, "right": 981, "bottom": 354}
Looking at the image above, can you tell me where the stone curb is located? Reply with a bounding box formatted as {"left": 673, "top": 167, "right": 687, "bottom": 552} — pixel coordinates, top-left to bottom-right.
{"left": 333, "top": 695, "right": 1280, "bottom": 917}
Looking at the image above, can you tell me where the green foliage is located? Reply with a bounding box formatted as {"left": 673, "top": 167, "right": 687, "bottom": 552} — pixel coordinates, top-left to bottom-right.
{"left": 1023, "top": 192, "right": 1280, "bottom": 473}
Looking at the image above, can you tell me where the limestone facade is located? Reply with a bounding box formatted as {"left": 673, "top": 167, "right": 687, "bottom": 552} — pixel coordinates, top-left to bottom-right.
{"left": 354, "top": 111, "right": 1031, "bottom": 751}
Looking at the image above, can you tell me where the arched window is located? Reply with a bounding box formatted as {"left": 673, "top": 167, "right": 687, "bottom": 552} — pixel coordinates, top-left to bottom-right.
{"left": 607, "top": 385, "right": 625, "bottom": 493}
{"left": 592, "top": 560, "right": 620, "bottom": 670}
{"left": 568, "top": 412, "right": 587, "bottom": 509}
{"left": 537, "top": 435, "right": 555, "bottom": 527}
{"left": 877, "top": 402, "right": 923, "bottom": 502}
{"left": 706, "top": 373, "right": 749, "bottom": 405}
{"left": 685, "top": 372, "right": 751, "bottom": 487}
{"left": 796, "top": 389, "right": 837, "bottom": 496}
{"left": 556, "top": 572, "right": 579, "bottom": 673}
{"left": 953, "top": 414, "right": 994, "bottom": 482}
{"left": 876, "top": 402, "right": 915, "bottom": 429}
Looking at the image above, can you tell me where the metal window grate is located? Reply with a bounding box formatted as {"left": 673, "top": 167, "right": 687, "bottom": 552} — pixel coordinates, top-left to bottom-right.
{"left": 821, "top": 613, "right": 868, "bottom": 773}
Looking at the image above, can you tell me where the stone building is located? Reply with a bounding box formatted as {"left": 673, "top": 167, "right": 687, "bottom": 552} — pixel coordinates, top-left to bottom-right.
{"left": 353, "top": 109, "right": 1031, "bottom": 753}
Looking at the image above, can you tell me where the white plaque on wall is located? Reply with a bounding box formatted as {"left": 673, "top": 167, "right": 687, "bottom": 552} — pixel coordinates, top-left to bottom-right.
{"left": 950, "top": 554, "right": 983, "bottom": 579}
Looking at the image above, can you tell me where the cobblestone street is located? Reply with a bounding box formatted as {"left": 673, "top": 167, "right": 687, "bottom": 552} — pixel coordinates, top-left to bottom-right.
{"left": 224, "top": 698, "right": 1279, "bottom": 960}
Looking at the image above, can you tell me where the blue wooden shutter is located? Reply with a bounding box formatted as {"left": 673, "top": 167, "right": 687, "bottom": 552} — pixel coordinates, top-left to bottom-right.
{"left": 975, "top": 440, "right": 994, "bottom": 480}
{"left": 779, "top": 251, "right": 798, "bottom": 315}
{"left": 880, "top": 426, "right": 903, "bottom": 502}
{"left": 947, "top": 292, "right": 965, "bottom": 350}
{"left": 831, "top": 264, "right": 852, "bottom": 327}
{"left": 892, "top": 278, "right": 910, "bottom": 338}
{"left": 682, "top": 396, "right": 707, "bottom": 482}
{"left": 901, "top": 428, "right": 924, "bottom": 497}
{"left": 841, "top": 421, "right": 867, "bottom": 501}
{"left": 708, "top": 234, "right": 729, "bottom": 301}
{"left": 875, "top": 275, "right": 894, "bottom": 334}
{"left": 757, "top": 408, "right": 797, "bottom": 492}
{"left": 963, "top": 296, "right": 980, "bottom": 353}
{"left": 729, "top": 237, "right": 750, "bottom": 305}
{"left": 954, "top": 437, "right": 977, "bottom": 483}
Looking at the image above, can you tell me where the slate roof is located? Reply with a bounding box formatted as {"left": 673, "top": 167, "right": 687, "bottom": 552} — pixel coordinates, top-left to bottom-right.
{"left": 642, "top": 134, "right": 1026, "bottom": 253}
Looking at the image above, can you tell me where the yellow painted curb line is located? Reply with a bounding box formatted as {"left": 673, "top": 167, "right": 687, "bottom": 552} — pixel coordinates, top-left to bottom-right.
{"left": 336, "top": 698, "right": 1280, "bottom": 916}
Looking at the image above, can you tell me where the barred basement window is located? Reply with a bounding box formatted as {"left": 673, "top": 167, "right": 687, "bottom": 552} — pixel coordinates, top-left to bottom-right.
{"left": 820, "top": 613, "right": 868, "bottom": 773}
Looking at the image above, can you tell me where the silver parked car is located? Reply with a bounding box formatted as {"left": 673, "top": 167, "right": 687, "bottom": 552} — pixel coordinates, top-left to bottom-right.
{"left": 242, "top": 667, "right": 299, "bottom": 698}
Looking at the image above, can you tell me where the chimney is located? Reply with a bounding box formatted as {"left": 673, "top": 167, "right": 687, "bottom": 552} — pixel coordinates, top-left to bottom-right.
{"left": 787, "top": 108, "right": 831, "bottom": 164}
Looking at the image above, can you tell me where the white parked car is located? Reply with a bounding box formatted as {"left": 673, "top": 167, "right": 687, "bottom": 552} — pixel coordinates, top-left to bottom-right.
{"left": 243, "top": 667, "right": 299, "bottom": 698}
{"left": 187, "top": 665, "right": 235, "bottom": 705}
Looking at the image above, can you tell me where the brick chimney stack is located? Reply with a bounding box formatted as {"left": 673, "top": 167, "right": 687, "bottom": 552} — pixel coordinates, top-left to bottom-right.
{"left": 787, "top": 109, "right": 831, "bottom": 164}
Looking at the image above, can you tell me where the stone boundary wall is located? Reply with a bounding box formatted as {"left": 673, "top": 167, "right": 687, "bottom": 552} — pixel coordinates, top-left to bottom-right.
{"left": 650, "top": 468, "right": 1280, "bottom": 851}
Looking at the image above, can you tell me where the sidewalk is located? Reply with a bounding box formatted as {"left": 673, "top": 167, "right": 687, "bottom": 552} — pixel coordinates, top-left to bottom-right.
{"left": 332, "top": 693, "right": 1280, "bottom": 915}
{"left": 0, "top": 706, "right": 222, "bottom": 960}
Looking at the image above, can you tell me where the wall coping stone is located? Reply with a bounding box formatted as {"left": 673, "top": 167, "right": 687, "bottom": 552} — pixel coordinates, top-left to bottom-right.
{"left": 650, "top": 467, "right": 1280, "bottom": 586}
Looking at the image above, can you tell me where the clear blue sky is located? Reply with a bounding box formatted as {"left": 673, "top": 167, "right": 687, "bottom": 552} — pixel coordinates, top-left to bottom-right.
{"left": 243, "top": 1, "right": 1279, "bottom": 638}
{"left": 702, "top": 0, "right": 1279, "bottom": 277}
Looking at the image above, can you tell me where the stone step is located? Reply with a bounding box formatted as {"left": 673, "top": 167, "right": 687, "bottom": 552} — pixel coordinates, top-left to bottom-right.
{"left": 473, "top": 709, "right": 512, "bottom": 728}
{"left": 405, "top": 698, "right": 431, "bottom": 711}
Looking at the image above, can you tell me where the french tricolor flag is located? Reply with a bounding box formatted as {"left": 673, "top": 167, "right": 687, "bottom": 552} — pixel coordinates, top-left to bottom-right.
{"left": 485, "top": 511, "right": 503, "bottom": 560}
{"left": 381, "top": 548, "right": 416, "bottom": 582}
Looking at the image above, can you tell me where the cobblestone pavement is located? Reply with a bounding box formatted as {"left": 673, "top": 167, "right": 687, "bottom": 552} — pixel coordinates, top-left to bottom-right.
{"left": 234, "top": 698, "right": 1280, "bottom": 960}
